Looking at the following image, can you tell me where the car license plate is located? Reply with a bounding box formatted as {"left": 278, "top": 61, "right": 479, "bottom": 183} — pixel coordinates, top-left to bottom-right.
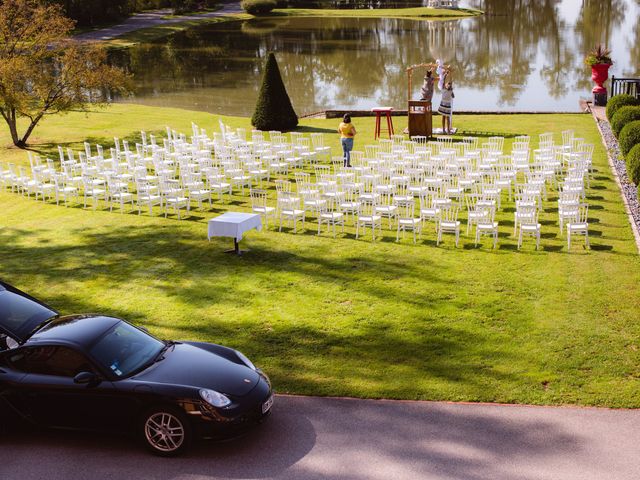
{"left": 262, "top": 395, "right": 274, "bottom": 414}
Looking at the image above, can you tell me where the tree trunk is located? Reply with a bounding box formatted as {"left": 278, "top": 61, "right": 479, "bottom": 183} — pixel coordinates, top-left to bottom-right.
{"left": 0, "top": 108, "right": 44, "bottom": 149}
{"left": 1, "top": 108, "right": 22, "bottom": 147}
{"left": 18, "top": 113, "right": 44, "bottom": 149}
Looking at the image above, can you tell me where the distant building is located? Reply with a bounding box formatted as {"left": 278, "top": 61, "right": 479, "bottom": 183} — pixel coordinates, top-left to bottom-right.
{"left": 427, "top": 0, "right": 460, "bottom": 8}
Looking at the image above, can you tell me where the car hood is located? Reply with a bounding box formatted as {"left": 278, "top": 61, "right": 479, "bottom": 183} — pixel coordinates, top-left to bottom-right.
{"left": 132, "top": 343, "right": 260, "bottom": 397}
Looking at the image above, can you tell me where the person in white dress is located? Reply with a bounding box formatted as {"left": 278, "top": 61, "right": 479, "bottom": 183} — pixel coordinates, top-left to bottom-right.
{"left": 438, "top": 82, "right": 455, "bottom": 134}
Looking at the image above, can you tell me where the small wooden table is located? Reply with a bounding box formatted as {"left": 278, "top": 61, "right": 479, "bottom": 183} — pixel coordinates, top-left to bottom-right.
{"left": 372, "top": 107, "right": 394, "bottom": 140}
{"left": 408, "top": 100, "right": 432, "bottom": 138}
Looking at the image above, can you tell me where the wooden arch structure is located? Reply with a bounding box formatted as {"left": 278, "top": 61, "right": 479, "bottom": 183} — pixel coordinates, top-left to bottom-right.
{"left": 405, "top": 62, "right": 452, "bottom": 137}
{"left": 406, "top": 61, "right": 452, "bottom": 102}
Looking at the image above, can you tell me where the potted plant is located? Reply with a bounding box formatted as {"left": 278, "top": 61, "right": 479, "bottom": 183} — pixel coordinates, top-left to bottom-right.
{"left": 585, "top": 44, "right": 613, "bottom": 106}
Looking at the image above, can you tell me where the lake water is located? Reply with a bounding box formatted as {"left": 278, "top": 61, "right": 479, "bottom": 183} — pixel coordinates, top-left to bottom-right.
{"left": 110, "top": 0, "right": 640, "bottom": 115}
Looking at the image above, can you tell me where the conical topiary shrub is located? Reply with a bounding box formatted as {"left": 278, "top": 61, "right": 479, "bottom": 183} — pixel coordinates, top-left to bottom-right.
{"left": 251, "top": 52, "right": 298, "bottom": 131}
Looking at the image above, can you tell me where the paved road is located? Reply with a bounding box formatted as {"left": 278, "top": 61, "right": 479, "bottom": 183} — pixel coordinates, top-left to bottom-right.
{"left": 75, "top": 3, "right": 243, "bottom": 42}
{"left": 1, "top": 395, "right": 639, "bottom": 479}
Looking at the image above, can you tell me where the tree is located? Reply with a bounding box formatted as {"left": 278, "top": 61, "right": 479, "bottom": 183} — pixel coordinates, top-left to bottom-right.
{"left": 251, "top": 52, "right": 298, "bottom": 132}
{"left": 44, "top": 0, "right": 132, "bottom": 27}
{"left": 0, "top": 0, "right": 130, "bottom": 148}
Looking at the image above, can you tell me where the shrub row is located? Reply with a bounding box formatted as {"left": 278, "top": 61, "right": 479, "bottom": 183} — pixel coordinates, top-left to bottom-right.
{"left": 627, "top": 144, "right": 640, "bottom": 185}
{"left": 619, "top": 120, "right": 640, "bottom": 157}
{"left": 608, "top": 95, "right": 640, "bottom": 186}
{"left": 611, "top": 106, "right": 640, "bottom": 136}
{"left": 606, "top": 94, "right": 640, "bottom": 121}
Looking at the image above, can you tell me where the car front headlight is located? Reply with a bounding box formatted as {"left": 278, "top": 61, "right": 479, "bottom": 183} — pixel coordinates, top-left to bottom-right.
{"left": 199, "top": 389, "right": 231, "bottom": 408}
{"left": 235, "top": 350, "right": 256, "bottom": 370}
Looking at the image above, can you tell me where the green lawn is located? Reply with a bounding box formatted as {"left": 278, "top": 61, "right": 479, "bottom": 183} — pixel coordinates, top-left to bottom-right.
{"left": 2, "top": 104, "right": 640, "bottom": 407}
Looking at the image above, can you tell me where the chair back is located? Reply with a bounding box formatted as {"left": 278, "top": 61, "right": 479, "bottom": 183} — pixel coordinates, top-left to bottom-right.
{"left": 250, "top": 189, "right": 268, "bottom": 209}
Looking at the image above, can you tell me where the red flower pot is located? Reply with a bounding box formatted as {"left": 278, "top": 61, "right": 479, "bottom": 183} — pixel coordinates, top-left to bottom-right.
{"left": 591, "top": 63, "right": 611, "bottom": 94}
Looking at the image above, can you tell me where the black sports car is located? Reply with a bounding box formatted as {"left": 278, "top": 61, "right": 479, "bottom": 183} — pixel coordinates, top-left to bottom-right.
{"left": 0, "top": 281, "right": 273, "bottom": 456}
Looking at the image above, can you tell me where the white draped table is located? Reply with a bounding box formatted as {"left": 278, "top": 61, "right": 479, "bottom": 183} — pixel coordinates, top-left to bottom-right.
{"left": 207, "top": 212, "right": 262, "bottom": 255}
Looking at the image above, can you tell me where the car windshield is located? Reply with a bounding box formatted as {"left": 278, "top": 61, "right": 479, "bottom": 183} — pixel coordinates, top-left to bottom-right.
{"left": 89, "top": 321, "right": 164, "bottom": 378}
{"left": 0, "top": 287, "right": 57, "bottom": 342}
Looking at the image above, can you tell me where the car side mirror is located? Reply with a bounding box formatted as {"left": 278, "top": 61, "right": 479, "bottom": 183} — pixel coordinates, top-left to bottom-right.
{"left": 74, "top": 371, "right": 100, "bottom": 386}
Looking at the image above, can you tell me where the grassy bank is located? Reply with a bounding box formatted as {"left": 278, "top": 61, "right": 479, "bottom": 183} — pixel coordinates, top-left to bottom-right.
{"left": 106, "top": 6, "right": 480, "bottom": 47}
{"left": 2, "top": 104, "right": 640, "bottom": 407}
{"left": 271, "top": 6, "right": 482, "bottom": 19}
{"left": 105, "top": 14, "right": 250, "bottom": 47}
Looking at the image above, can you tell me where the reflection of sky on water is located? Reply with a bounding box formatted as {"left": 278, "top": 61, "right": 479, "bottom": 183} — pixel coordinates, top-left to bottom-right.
{"left": 112, "top": 0, "right": 640, "bottom": 115}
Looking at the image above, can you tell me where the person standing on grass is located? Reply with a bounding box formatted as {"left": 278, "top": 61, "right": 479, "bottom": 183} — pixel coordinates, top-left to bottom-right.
{"left": 438, "top": 81, "right": 455, "bottom": 134}
{"left": 338, "top": 113, "right": 356, "bottom": 167}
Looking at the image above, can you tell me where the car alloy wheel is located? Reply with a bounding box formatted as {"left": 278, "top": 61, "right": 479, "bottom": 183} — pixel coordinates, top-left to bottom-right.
{"left": 142, "top": 409, "right": 190, "bottom": 456}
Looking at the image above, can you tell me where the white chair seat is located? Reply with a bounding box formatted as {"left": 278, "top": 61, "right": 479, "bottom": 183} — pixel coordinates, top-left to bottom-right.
{"left": 568, "top": 222, "right": 588, "bottom": 230}
{"left": 359, "top": 193, "right": 380, "bottom": 202}
{"left": 139, "top": 193, "right": 161, "bottom": 202}
{"left": 375, "top": 205, "right": 398, "bottom": 214}
{"left": 304, "top": 199, "right": 328, "bottom": 208}
{"left": 254, "top": 206, "right": 276, "bottom": 215}
{"left": 282, "top": 209, "right": 305, "bottom": 217}
{"left": 398, "top": 218, "right": 420, "bottom": 226}
{"left": 477, "top": 222, "right": 498, "bottom": 230}
{"left": 421, "top": 208, "right": 440, "bottom": 216}
{"left": 320, "top": 212, "right": 344, "bottom": 220}
{"left": 440, "top": 220, "right": 460, "bottom": 229}
{"left": 166, "top": 196, "right": 189, "bottom": 204}
{"left": 111, "top": 192, "right": 133, "bottom": 200}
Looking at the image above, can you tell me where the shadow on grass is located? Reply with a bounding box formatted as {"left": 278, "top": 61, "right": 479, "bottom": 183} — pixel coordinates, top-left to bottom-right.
{"left": 457, "top": 130, "right": 524, "bottom": 139}
{"left": 295, "top": 125, "right": 337, "bottom": 134}
{"left": 0, "top": 223, "right": 525, "bottom": 400}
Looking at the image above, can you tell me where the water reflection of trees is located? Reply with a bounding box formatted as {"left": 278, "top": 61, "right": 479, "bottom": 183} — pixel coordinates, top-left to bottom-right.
{"left": 572, "top": 0, "right": 626, "bottom": 90}
{"left": 109, "top": 0, "right": 634, "bottom": 114}
{"left": 628, "top": 19, "right": 640, "bottom": 75}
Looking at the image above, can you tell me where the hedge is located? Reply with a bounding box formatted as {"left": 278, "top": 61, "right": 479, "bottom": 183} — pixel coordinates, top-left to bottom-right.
{"left": 619, "top": 120, "right": 640, "bottom": 156}
{"left": 626, "top": 144, "right": 640, "bottom": 185}
{"left": 241, "top": 0, "right": 277, "bottom": 15}
{"left": 611, "top": 106, "right": 640, "bottom": 136}
{"left": 606, "top": 94, "right": 640, "bottom": 121}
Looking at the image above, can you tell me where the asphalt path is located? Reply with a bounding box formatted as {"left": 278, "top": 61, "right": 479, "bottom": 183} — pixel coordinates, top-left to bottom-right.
{"left": 1, "top": 395, "right": 639, "bottom": 480}
{"left": 74, "top": 3, "right": 243, "bottom": 42}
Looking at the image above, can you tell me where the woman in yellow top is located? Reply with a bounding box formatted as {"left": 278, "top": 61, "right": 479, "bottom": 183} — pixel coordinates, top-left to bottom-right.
{"left": 338, "top": 114, "right": 356, "bottom": 167}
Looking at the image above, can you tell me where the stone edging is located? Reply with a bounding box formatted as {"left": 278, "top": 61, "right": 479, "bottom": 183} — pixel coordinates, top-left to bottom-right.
{"left": 590, "top": 108, "right": 640, "bottom": 253}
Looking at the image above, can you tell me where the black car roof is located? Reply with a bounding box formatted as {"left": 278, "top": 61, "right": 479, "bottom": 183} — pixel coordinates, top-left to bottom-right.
{"left": 27, "top": 315, "right": 121, "bottom": 348}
